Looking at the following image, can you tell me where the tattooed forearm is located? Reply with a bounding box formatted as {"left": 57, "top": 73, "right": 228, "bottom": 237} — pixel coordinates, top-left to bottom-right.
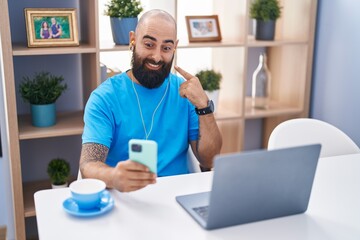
{"left": 79, "top": 143, "right": 109, "bottom": 172}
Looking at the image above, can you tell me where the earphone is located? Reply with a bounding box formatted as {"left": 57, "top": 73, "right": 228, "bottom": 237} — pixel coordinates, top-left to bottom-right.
{"left": 129, "top": 40, "right": 135, "bottom": 50}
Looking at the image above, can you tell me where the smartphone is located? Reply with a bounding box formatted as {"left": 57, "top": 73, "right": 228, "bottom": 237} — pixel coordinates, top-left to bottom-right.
{"left": 129, "top": 139, "right": 157, "bottom": 174}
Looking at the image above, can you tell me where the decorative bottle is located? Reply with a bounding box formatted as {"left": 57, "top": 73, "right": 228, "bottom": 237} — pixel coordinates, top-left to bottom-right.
{"left": 251, "top": 52, "right": 271, "bottom": 109}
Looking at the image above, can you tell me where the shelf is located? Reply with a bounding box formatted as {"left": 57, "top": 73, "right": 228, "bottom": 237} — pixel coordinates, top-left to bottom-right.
{"left": 215, "top": 110, "right": 242, "bottom": 121}
{"left": 17, "top": 109, "right": 240, "bottom": 140}
{"left": 178, "top": 39, "right": 245, "bottom": 49}
{"left": 100, "top": 41, "right": 129, "bottom": 52}
{"left": 100, "top": 38, "right": 306, "bottom": 52}
{"left": 18, "top": 111, "right": 84, "bottom": 140}
{"left": 12, "top": 43, "right": 97, "bottom": 56}
{"left": 247, "top": 37, "right": 308, "bottom": 47}
{"left": 244, "top": 98, "right": 302, "bottom": 119}
{"left": 23, "top": 177, "right": 76, "bottom": 218}
{"left": 23, "top": 180, "right": 51, "bottom": 217}
{"left": 99, "top": 39, "right": 245, "bottom": 52}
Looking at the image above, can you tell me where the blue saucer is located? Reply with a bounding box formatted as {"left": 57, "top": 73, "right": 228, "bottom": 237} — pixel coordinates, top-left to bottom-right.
{"left": 63, "top": 190, "right": 114, "bottom": 217}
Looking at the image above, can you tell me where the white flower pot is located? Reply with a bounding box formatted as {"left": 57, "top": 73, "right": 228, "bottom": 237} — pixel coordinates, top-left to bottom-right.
{"left": 205, "top": 90, "right": 219, "bottom": 112}
{"left": 51, "top": 182, "right": 68, "bottom": 189}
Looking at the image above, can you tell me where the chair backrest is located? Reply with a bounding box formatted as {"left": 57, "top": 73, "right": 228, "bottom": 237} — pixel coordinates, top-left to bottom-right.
{"left": 77, "top": 146, "right": 201, "bottom": 180}
{"left": 77, "top": 169, "right": 82, "bottom": 180}
{"left": 187, "top": 147, "right": 201, "bottom": 173}
{"left": 268, "top": 118, "right": 360, "bottom": 158}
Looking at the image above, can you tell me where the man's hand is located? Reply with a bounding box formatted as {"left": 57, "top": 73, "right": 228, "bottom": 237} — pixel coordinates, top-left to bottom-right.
{"left": 110, "top": 160, "right": 157, "bottom": 192}
{"left": 175, "top": 65, "right": 209, "bottom": 109}
{"left": 80, "top": 143, "right": 156, "bottom": 193}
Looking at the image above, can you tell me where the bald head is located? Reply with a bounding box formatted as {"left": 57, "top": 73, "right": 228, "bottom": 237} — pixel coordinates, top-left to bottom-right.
{"left": 136, "top": 9, "right": 177, "bottom": 37}
{"left": 128, "top": 9, "right": 178, "bottom": 89}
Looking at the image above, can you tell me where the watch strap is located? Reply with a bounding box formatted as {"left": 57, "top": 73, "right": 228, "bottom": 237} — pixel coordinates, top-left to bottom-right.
{"left": 195, "top": 100, "right": 214, "bottom": 115}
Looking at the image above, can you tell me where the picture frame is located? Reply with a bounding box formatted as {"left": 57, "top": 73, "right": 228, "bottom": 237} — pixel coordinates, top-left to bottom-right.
{"left": 185, "top": 15, "right": 222, "bottom": 42}
{"left": 24, "top": 8, "right": 79, "bottom": 48}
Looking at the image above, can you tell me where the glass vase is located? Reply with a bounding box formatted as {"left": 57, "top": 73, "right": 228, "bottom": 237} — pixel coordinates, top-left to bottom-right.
{"left": 251, "top": 52, "right": 271, "bottom": 109}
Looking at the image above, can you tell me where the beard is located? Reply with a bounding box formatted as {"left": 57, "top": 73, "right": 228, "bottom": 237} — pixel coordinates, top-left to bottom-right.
{"left": 131, "top": 47, "right": 174, "bottom": 89}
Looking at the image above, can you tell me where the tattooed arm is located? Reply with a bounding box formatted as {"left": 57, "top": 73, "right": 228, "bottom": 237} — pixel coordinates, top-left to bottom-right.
{"left": 79, "top": 143, "right": 157, "bottom": 192}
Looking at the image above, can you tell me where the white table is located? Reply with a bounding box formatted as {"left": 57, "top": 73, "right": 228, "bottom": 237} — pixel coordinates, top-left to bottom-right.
{"left": 34, "top": 153, "right": 360, "bottom": 240}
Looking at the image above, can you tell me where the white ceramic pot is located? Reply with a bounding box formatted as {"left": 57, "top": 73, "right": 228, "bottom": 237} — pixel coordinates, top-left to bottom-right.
{"left": 51, "top": 182, "right": 68, "bottom": 189}
{"left": 205, "top": 90, "right": 219, "bottom": 112}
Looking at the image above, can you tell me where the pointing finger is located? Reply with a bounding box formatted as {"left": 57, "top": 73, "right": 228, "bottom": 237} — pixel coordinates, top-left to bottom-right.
{"left": 174, "top": 65, "right": 194, "bottom": 81}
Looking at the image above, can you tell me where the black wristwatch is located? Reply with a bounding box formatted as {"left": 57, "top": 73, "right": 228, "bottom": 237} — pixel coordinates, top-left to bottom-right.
{"left": 195, "top": 100, "right": 214, "bottom": 115}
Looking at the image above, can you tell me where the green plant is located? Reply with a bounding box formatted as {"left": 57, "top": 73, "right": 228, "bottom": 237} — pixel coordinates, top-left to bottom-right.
{"left": 47, "top": 158, "right": 71, "bottom": 185}
{"left": 19, "top": 71, "right": 67, "bottom": 105}
{"left": 196, "top": 69, "right": 222, "bottom": 92}
{"left": 250, "top": 0, "right": 282, "bottom": 21}
{"left": 104, "top": 0, "right": 143, "bottom": 18}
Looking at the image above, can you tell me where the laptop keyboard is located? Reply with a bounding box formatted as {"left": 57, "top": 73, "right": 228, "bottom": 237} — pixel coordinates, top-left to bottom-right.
{"left": 193, "top": 206, "right": 209, "bottom": 221}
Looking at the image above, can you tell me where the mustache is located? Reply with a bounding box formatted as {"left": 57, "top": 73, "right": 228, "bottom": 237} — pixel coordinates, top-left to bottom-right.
{"left": 145, "top": 58, "right": 164, "bottom": 66}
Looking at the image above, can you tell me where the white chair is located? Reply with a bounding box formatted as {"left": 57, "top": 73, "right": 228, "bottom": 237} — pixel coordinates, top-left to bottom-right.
{"left": 77, "top": 169, "right": 82, "bottom": 180}
{"left": 187, "top": 147, "right": 201, "bottom": 173}
{"left": 268, "top": 118, "right": 360, "bottom": 158}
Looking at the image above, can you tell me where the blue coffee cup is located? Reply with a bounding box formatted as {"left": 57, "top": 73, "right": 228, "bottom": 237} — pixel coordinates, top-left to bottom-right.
{"left": 69, "top": 179, "right": 106, "bottom": 210}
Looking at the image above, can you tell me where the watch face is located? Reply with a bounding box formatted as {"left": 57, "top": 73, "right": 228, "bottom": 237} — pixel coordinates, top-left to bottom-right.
{"left": 209, "top": 100, "right": 214, "bottom": 112}
{"left": 196, "top": 100, "right": 215, "bottom": 115}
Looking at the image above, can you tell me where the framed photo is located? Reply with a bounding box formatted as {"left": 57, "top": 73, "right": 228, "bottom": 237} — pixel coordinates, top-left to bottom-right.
{"left": 186, "top": 15, "right": 222, "bottom": 42}
{"left": 24, "top": 8, "right": 79, "bottom": 47}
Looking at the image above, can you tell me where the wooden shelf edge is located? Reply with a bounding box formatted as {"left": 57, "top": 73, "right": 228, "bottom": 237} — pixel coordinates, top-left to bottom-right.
{"left": 245, "top": 108, "right": 302, "bottom": 119}
{"left": 18, "top": 111, "right": 84, "bottom": 140}
{"left": 99, "top": 39, "right": 246, "bottom": 52}
{"left": 12, "top": 43, "right": 97, "bottom": 56}
{"left": 244, "top": 99, "right": 302, "bottom": 119}
{"left": 215, "top": 110, "right": 242, "bottom": 121}
{"left": 99, "top": 38, "right": 308, "bottom": 52}
{"left": 246, "top": 37, "right": 308, "bottom": 47}
{"left": 178, "top": 40, "right": 245, "bottom": 49}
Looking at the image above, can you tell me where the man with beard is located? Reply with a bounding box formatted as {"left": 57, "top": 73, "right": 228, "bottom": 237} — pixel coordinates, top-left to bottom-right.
{"left": 79, "top": 9, "right": 222, "bottom": 192}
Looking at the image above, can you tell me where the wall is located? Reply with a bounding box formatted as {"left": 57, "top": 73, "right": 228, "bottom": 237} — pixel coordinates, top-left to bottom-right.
{"left": 311, "top": 0, "right": 360, "bottom": 145}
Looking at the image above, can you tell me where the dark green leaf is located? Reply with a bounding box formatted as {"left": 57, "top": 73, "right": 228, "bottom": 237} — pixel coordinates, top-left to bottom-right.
{"left": 19, "top": 71, "right": 67, "bottom": 105}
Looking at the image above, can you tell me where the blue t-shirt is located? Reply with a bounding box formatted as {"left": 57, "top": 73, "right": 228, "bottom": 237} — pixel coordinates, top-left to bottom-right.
{"left": 82, "top": 72, "right": 199, "bottom": 176}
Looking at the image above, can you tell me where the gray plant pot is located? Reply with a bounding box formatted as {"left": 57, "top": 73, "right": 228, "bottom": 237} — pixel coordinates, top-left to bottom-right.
{"left": 110, "top": 17, "right": 138, "bottom": 45}
{"left": 255, "top": 20, "right": 276, "bottom": 41}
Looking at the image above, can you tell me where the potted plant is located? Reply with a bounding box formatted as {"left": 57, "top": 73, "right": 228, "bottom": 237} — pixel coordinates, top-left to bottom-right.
{"left": 19, "top": 71, "right": 67, "bottom": 127}
{"left": 195, "top": 69, "right": 222, "bottom": 111}
{"left": 47, "top": 158, "right": 71, "bottom": 188}
{"left": 250, "top": 0, "right": 282, "bottom": 41}
{"left": 104, "top": 0, "right": 143, "bottom": 45}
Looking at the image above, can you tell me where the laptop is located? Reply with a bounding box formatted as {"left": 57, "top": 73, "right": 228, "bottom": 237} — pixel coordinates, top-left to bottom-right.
{"left": 176, "top": 144, "right": 321, "bottom": 230}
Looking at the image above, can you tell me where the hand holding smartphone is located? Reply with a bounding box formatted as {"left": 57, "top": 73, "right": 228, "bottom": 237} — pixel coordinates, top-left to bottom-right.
{"left": 129, "top": 139, "right": 158, "bottom": 173}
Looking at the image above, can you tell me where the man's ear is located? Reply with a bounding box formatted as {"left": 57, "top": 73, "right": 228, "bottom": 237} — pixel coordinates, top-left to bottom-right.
{"left": 174, "top": 39, "right": 179, "bottom": 52}
{"left": 129, "top": 31, "right": 135, "bottom": 43}
{"left": 129, "top": 31, "right": 136, "bottom": 50}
